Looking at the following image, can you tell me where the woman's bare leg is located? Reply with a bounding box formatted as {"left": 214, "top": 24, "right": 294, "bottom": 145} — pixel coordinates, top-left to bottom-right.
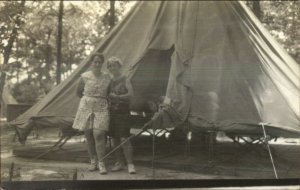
{"left": 84, "top": 129, "right": 97, "bottom": 161}
{"left": 93, "top": 129, "right": 107, "bottom": 174}
{"left": 121, "top": 137, "right": 135, "bottom": 173}
{"left": 113, "top": 138, "right": 125, "bottom": 165}
{"left": 121, "top": 137, "right": 133, "bottom": 164}
{"left": 93, "top": 129, "right": 107, "bottom": 161}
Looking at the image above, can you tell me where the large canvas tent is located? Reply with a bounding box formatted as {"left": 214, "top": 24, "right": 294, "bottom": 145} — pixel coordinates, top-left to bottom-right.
{"left": 11, "top": 1, "right": 300, "bottom": 142}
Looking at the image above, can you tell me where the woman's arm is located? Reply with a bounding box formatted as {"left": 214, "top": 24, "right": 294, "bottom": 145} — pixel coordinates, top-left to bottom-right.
{"left": 76, "top": 78, "right": 85, "bottom": 98}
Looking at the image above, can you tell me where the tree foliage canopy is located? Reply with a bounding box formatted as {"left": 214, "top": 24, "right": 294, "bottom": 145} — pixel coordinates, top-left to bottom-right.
{"left": 249, "top": 1, "right": 300, "bottom": 63}
{"left": 1, "top": 1, "right": 134, "bottom": 103}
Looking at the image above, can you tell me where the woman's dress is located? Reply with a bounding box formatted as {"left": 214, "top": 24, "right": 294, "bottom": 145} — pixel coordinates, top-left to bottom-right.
{"left": 72, "top": 71, "right": 111, "bottom": 131}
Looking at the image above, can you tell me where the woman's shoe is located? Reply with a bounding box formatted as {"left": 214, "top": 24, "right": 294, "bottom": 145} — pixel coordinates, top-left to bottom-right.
{"left": 127, "top": 164, "right": 136, "bottom": 174}
{"left": 111, "top": 162, "right": 125, "bottom": 172}
{"left": 88, "top": 159, "right": 98, "bottom": 171}
{"left": 98, "top": 162, "right": 107, "bottom": 175}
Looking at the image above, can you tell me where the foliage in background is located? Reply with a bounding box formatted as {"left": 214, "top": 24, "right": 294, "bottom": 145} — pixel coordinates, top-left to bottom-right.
{"left": 1, "top": 1, "right": 134, "bottom": 103}
{"left": 11, "top": 80, "right": 40, "bottom": 103}
{"left": 248, "top": 1, "right": 300, "bottom": 64}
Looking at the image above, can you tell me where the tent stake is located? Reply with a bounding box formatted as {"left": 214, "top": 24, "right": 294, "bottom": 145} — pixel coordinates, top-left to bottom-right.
{"left": 208, "top": 130, "right": 215, "bottom": 166}
{"left": 9, "top": 162, "right": 14, "bottom": 181}
{"left": 72, "top": 168, "right": 77, "bottom": 180}
{"left": 152, "top": 128, "right": 156, "bottom": 179}
{"left": 260, "top": 122, "right": 278, "bottom": 179}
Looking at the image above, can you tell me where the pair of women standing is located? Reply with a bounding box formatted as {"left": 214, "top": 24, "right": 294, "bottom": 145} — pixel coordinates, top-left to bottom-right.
{"left": 72, "top": 53, "right": 135, "bottom": 175}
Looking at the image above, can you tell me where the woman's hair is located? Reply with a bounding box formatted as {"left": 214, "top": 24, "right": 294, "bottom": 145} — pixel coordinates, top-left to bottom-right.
{"left": 90, "top": 53, "right": 104, "bottom": 63}
{"left": 107, "top": 56, "right": 123, "bottom": 68}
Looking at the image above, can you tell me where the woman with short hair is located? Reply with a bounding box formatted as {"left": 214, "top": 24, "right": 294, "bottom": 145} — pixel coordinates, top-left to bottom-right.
{"left": 107, "top": 56, "right": 136, "bottom": 174}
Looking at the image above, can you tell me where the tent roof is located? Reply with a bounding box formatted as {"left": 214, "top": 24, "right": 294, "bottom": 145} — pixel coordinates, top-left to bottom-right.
{"left": 11, "top": 1, "right": 300, "bottom": 141}
{"left": 1, "top": 85, "right": 17, "bottom": 105}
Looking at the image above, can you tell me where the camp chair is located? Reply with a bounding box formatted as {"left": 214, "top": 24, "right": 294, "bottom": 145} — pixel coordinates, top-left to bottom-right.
{"left": 227, "top": 133, "right": 277, "bottom": 146}
{"left": 182, "top": 119, "right": 218, "bottom": 163}
{"left": 129, "top": 110, "right": 174, "bottom": 138}
{"left": 225, "top": 132, "right": 278, "bottom": 161}
{"left": 129, "top": 112, "right": 174, "bottom": 158}
{"left": 224, "top": 123, "right": 279, "bottom": 178}
{"left": 184, "top": 129, "right": 217, "bottom": 164}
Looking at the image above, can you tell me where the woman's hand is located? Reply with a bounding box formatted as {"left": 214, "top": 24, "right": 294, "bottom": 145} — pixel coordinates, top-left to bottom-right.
{"left": 109, "top": 92, "right": 119, "bottom": 99}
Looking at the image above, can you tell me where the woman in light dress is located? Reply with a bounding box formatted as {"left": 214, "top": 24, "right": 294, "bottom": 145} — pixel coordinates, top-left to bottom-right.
{"left": 72, "top": 53, "right": 111, "bottom": 174}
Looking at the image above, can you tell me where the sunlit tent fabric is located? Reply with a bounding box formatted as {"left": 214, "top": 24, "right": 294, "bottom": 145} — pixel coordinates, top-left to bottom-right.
{"left": 11, "top": 1, "right": 300, "bottom": 142}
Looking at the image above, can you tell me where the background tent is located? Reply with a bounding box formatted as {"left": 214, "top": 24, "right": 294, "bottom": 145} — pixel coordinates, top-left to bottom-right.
{"left": 1, "top": 85, "right": 18, "bottom": 118}
{"left": 10, "top": 1, "right": 300, "bottom": 142}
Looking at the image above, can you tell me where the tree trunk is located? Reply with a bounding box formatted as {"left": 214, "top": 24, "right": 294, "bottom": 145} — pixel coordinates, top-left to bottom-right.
{"left": 109, "top": 0, "right": 116, "bottom": 30}
{"left": 16, "top": 38, "right": 20, "bottom": 83}
{"left": 56, "top": 0, "right": 64, "bottom": 85}
{"left": 0, "top": 0, "right": 26, "bottom": 99}
{"left": 253, "top": 0, "right": 261, "bottom": 20}
{"left": 291, "top": 2, "right": 296, "bottom": 41}
{"left": 45, "top": 30, "right": 52, "bottom": 82}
